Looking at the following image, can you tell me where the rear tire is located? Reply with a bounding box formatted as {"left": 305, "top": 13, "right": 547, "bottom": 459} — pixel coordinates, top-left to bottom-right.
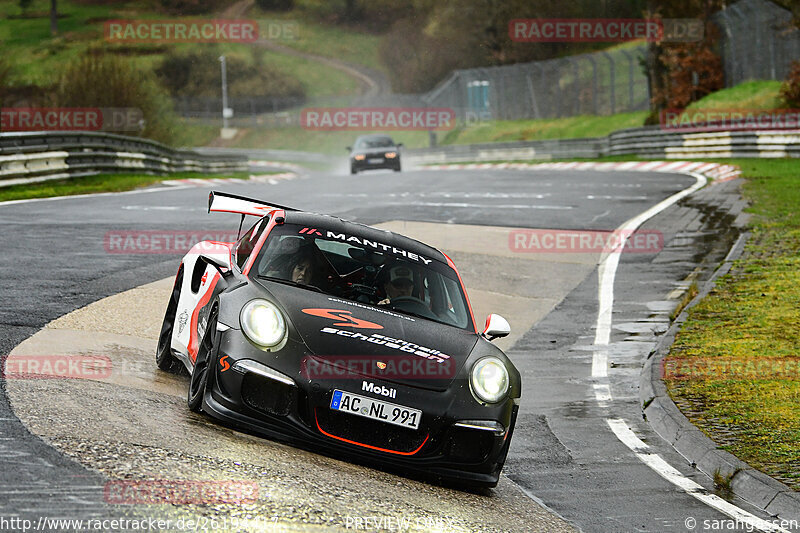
{"left": 156, "top": 268, "right": 184, "bottom": 374}
{"left": 188, "top": 305, "right": 218, "bottom": 413}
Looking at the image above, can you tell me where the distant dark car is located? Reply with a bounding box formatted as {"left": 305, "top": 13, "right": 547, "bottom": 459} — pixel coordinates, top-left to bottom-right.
{"left": 347, "top": 135, "right": 402, "bottom": 174}
{"left": 156, "top": 191, "right": 520, "bottom": 488}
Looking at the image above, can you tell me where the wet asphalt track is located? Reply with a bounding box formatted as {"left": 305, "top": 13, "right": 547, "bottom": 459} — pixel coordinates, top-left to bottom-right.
{"left": 0, "top": 166, "right": 778, "bottom": 532}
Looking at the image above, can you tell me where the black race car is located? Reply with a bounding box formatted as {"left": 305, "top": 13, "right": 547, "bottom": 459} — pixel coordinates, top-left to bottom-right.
{"left": 156, "top": 191, "right": 520, "bottom": 488}
{"left": 347, "top": 135, "right": 402, "bottom": 174}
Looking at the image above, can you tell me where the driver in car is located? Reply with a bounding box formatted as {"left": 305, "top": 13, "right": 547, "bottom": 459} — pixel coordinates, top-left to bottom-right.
{"left": 377, "top": 265, "right": 414, "bottom": 305}
{"left": 291, "top": 249, "right": 315, "bottom": 285}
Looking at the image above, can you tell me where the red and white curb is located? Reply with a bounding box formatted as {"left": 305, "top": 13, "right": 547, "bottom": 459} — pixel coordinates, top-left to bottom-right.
{"left": 248, "top": 172, "right": 297, "bottom": 184}
{"left": 249, "top": 160, "right": 306, "bottom": 172}
{"left": 423, "top": 160, "right": 741, "bottom": 184}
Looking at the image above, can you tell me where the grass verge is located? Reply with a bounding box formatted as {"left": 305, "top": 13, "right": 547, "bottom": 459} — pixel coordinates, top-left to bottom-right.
{"left": 665, "top": 158, "right": 800, "bottom": 490}
{"left": 0, "top": 171, "right": 250, "bottom": 203}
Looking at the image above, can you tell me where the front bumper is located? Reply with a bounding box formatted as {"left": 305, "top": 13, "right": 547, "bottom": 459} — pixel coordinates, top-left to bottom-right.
{"left": 202, "top": 331, "right": 516, "bottom": 487}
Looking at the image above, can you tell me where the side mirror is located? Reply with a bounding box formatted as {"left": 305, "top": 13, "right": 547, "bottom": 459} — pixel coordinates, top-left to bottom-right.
{"left": 346, "top": 146, "right": 352, "bottom": 151}
{"left": 397, "top": 142, "right": 404, "bottom": 148}
{"left": 483, "top": 314, "right": 510, "bottom": 341}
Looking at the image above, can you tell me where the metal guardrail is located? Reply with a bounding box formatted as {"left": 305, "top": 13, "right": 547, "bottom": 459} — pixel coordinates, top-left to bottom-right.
{"left": 9, "top": 127, "right": 790, "bottom": 184}
{"left": 405, "top": 137, "right": 609, "bottom": 164}
{"left": 403, "top": 127, "right": 800, "bottom": 163}
{"left": 193, "top": 146, "right": 332, "bottom": 164}
{"left": 609, "top": 127, "right": 800, "bottom": 158}
{"left": 0, "top": 131, "right": 249, "bottom": 187}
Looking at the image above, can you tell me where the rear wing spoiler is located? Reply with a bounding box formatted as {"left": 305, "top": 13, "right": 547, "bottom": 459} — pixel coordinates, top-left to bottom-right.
{"left": 208, "top": 191, "right": 299, "bottom": 217}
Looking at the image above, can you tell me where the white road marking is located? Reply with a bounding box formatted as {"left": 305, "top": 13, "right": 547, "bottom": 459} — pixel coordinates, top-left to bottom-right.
{"left": 592, "top": 383, "right": 612, "bottom": 403}
{"left": 405, "top": 202, "right": 573, "bottom": 210}
{"left": 592, "top": 172, "right": 707, "bottom": 371}
{"left": 591, "top": 348, "right": 608, "bottom": 378}
{"left": 121, "top": 205, "right": 186, "bottom": 211}
{"left": 607, "top": 420, "right": 791, "bottom": 533}
{"left": 590, "top": 173, "right": 788, "bottom": 532}
{"left": 586, "top": 195, "right": 648, "bottom": 200}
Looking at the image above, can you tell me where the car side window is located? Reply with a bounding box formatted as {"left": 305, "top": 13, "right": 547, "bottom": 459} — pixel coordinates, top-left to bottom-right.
{"left": 235, "top": 217, "right": 269, "bottom": 270}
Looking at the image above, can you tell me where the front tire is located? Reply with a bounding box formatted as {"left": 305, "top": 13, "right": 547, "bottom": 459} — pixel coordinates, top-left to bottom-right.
{"left": 188, "top": 305, "right": 218, "bottom": 412}
{"left": 156, "top": 267, "right": 184, "bottom": 374}
{"left": 350, "top": 165, "right": 358, "bottom": 175}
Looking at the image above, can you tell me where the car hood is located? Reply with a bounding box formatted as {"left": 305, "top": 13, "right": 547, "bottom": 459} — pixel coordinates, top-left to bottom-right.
{"left": 262, "top": 281, "right": 478, "bottom": 391}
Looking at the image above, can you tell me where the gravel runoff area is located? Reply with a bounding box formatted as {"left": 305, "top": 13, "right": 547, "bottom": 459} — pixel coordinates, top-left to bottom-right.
{"left": 6, "top": 221, "right": 590, "bottom": 532}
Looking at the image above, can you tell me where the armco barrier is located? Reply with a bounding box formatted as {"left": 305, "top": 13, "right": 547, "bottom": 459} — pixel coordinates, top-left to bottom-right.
{"left": 193, "top": 146, "right": 332, "bottom": 164}
{"left": 0, "top": 131, "right": 248, "bottom": 187}
{"left": 404, "top": 126, "right": 800, "bottom": 164}
{"left": 406, "top": 137, "right": 609, "bottom": 164}
{"left": 609, "top": 127, "right": 800, "bottom": 158}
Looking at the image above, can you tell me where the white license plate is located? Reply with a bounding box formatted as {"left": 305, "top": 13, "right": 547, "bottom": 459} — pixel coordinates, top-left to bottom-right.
{"left": 330, "top": 389, "right": 421, "bottom": 430}
{"left": 367, "top": 158, "right": 383, "bottom": 164}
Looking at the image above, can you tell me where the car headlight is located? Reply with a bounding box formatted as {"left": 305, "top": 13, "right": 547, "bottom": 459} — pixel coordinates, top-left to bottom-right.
{"left": 385, "top": 152, "right": 397, "bottom": 158}
{"left": 354, "top": 154, "right": 366, "bottom": 161}
{"left": 470, "top": 357, "right": 509, "bottom": 404}
{"left": 240, "top": 299, "right": 286, "bottom": 348}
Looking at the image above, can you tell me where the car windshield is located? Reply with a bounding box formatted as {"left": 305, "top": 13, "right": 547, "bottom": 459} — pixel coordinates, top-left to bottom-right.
{"left": 253, "top": 224, "right": 472, "bottom": 330}
{"left": 356, "top": 137, "right": 394, "bottom": 148}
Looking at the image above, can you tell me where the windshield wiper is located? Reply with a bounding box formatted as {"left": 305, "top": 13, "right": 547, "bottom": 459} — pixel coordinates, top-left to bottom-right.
{"left": 257, "top": 275, "right": 324, "bottom": 293}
